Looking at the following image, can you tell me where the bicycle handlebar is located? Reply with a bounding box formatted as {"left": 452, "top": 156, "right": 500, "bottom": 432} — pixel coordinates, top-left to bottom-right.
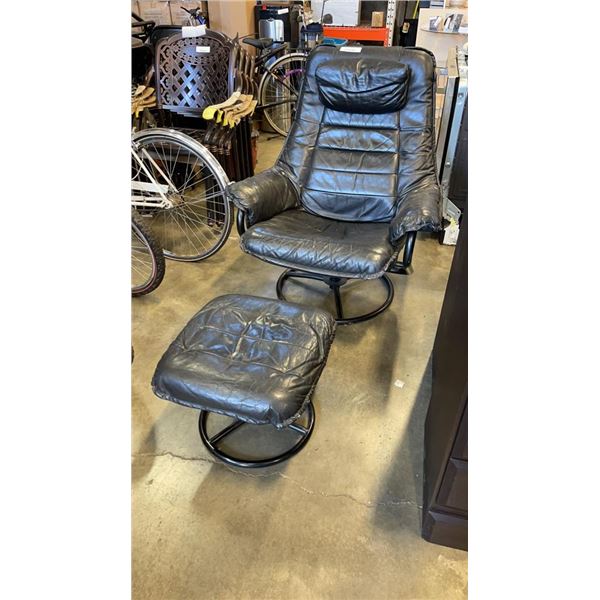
{"left": 132, "top": 20, "right": 156, "bottom": 29}
{"left": 182, "top": 6, "right": 204, "bottom": 17}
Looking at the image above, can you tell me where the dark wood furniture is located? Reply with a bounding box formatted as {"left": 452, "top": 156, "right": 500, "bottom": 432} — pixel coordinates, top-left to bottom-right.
{"left": 422, "top": 211, "right": 468, "bottom": 551}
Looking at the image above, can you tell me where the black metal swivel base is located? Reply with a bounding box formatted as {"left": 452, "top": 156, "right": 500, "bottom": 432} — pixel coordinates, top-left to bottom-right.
{"left": 276, "top": 270, "right": 395, "bottom": 325}
{"left": 198, "top": 403, "right": 315, "bottom": 468}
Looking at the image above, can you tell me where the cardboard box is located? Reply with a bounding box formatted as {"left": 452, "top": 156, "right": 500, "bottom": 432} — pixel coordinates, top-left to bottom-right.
{"left": 371, "top": 11, "right": 384, "bottom": 28}
{"left": 137, "top": 0, "right": 172, "bottom": 26}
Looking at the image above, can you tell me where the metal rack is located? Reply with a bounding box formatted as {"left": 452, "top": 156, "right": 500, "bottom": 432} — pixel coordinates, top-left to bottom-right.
{"left": 435, "top": 45, "right": 468, "bottom": 242}
{"left": 386, "top": 0, "right": 397, "bottom": 46}
{"left": 321, "top": 0, "right": 397, "bottom": 47}
{"left": 436, "top": 46, "right": 468, "bottom": 186}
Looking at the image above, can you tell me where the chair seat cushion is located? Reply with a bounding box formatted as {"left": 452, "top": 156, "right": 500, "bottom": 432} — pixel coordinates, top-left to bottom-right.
{"left": 240, "top": 209, "right": 396, "bottom": 279}
{"left": 151, "top": 294, "right": 336, "bottom": 428}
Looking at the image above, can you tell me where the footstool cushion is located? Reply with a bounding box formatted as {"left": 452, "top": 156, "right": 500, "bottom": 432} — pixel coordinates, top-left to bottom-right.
{"left": 151, "top": 294, "right": 336, "bottom": 428}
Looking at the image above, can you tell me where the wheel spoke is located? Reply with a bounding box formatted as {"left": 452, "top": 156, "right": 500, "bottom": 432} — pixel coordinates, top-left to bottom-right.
{"left": 131, "top": 229, "right": 153, "bottom": 286}
{"left": 132, "top": 133, "right": 231, "bottom": 260}
{"left": 260, "top": 54, "right": 306, "bottom": 136}
{"left": 131, "top": 215, "right": 163, "bottom": 295}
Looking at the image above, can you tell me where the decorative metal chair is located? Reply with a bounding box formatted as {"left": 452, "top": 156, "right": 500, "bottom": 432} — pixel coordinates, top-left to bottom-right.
{"left": 154, "top": 29, "right": 256, "bottom": 181}
{"left": 228, "top": 45, "right": 443, "bottom": 324}
{"left": 154, "top": 29, "right": 236, "bottom": 118}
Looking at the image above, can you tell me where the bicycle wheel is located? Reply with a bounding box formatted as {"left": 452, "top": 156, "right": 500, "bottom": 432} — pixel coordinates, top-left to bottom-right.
{"left": 132, "top": 213, "right": 166, "bottom": 296}
{"left": 131, "top": 128, "right": 232, "bottom": 262}
{"left": 259, "top": 52, "right": 307, "bottom": 136}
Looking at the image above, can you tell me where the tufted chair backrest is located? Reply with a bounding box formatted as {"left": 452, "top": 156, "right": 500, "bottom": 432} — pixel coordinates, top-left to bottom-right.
{"left": 277, "top": 45, "right": 438, "bottom": 223}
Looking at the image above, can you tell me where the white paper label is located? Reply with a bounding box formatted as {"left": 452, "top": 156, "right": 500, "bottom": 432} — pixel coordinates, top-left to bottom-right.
{"left": 182, "top": 25, "right": 206, "bottom": 38}
{"left": 340, "top": 46, "right": 362, "bottom": 53}
{"left": 277, "top": 8, "right": 289, "bottom": 15}
{"left": 196, "top": 46, "right": 211, "bottom": 53}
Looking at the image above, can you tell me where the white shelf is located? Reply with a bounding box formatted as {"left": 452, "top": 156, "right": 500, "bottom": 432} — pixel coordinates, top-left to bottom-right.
{"left": 420, "top": 28, "right": 468, "bottom": 36}
{"left": 416, "top": 7, "right": 469, "bottom": 67}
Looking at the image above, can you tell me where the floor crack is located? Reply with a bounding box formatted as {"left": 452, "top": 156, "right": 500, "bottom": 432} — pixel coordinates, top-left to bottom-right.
{"left": 274, "top": 473, "right": 422, "bottom": 510}
{"left": 133, "top": 451, "right": 422, "bottom": 510}
{"left": 135, "top": 451, "right": 215, "bottom": 464}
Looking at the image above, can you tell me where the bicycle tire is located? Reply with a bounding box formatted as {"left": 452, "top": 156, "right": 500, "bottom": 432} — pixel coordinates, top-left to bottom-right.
{"left": 259, "top": 52, "right": 307, "bottom": 137}
{"left": 132, "top": 213, "right": 166, "bottom": 296}
{"left": 131, "top": 128, "right": 232, "bottom": 262}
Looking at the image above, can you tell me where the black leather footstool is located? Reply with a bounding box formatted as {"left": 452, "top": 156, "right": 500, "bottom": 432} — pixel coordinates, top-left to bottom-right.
{"left": 151, "top": 294, "right": 336, "bottom": 468}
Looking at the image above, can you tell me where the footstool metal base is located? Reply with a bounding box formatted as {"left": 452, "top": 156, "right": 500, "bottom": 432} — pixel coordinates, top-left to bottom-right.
{"left": 198, "top": 403, "right": 315, "bottom": 468}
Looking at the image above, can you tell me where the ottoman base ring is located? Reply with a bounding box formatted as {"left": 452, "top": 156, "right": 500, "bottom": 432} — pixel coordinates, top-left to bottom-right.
{"left": 198, "top": 402, "right": 315, "bottom": 468}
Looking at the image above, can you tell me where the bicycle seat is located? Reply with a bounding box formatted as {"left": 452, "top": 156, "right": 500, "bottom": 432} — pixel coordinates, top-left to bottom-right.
{"left": 243, "top": 37, "right": 273, "bottom": 50}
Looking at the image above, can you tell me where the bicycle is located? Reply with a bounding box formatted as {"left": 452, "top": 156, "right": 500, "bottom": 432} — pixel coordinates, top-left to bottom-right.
{"left": 132, "top": 213, "right": 165, "bottom": 296}
{"left": 181, "top": 5, "right": 207, "bottom": 27}
{"left": 131, "top": 13, "right": 233, "bottom": 262}
{"left": 131, "top": 128, "right": 231, "bottom": 262}
{"left": 251, "top": 41, "right": 307, "bottom": 136}
{"left": 243, "top": 7, "right": 338, "bottom": 136}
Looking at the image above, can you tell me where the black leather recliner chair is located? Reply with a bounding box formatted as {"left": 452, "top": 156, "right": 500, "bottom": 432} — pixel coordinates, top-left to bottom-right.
{"left": 228, "top": 45, "right": 442, "bottom": 324}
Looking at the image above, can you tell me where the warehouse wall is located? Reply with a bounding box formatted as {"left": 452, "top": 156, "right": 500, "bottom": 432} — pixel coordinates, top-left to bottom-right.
{"left": 200, "top": 0, "right": 255, "bottom": 39}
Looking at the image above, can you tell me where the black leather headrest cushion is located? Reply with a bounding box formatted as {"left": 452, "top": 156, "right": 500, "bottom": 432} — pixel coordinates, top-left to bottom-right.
{"left": 315, "top": 56, "right": 410, "bottom": 113}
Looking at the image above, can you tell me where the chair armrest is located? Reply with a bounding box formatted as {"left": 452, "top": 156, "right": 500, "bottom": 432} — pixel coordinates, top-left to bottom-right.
{"left": 227, "top": 167, "right": 299, "bottom": 227}
{"left": 390, "top": 184, "right": 443, "bottom": 244}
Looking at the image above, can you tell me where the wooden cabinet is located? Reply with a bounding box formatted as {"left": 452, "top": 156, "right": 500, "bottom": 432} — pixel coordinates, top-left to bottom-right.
{"left": 422, "top": 211, "right": 468, "bottom": 551}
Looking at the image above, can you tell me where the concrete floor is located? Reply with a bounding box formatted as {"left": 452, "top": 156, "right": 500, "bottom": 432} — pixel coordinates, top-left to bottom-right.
{"left": 132, "top": 135, "right": 467, "bottom": 599}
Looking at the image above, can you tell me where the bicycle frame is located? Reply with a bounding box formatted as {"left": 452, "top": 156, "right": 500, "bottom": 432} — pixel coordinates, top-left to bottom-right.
{"left": 131, "top": 143, "right": 176, "bottom": 209}
{"left": 256, "top": 49, "right": 307, "bottom": 109}
{"left": 260, "top": 57, "right": 301, "bottom": 109}
{"left": 254, "top": 43, "right": 289, "bottom": 70}
{"left": 259, "top": 67, "right": 304, "bottom": 110}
